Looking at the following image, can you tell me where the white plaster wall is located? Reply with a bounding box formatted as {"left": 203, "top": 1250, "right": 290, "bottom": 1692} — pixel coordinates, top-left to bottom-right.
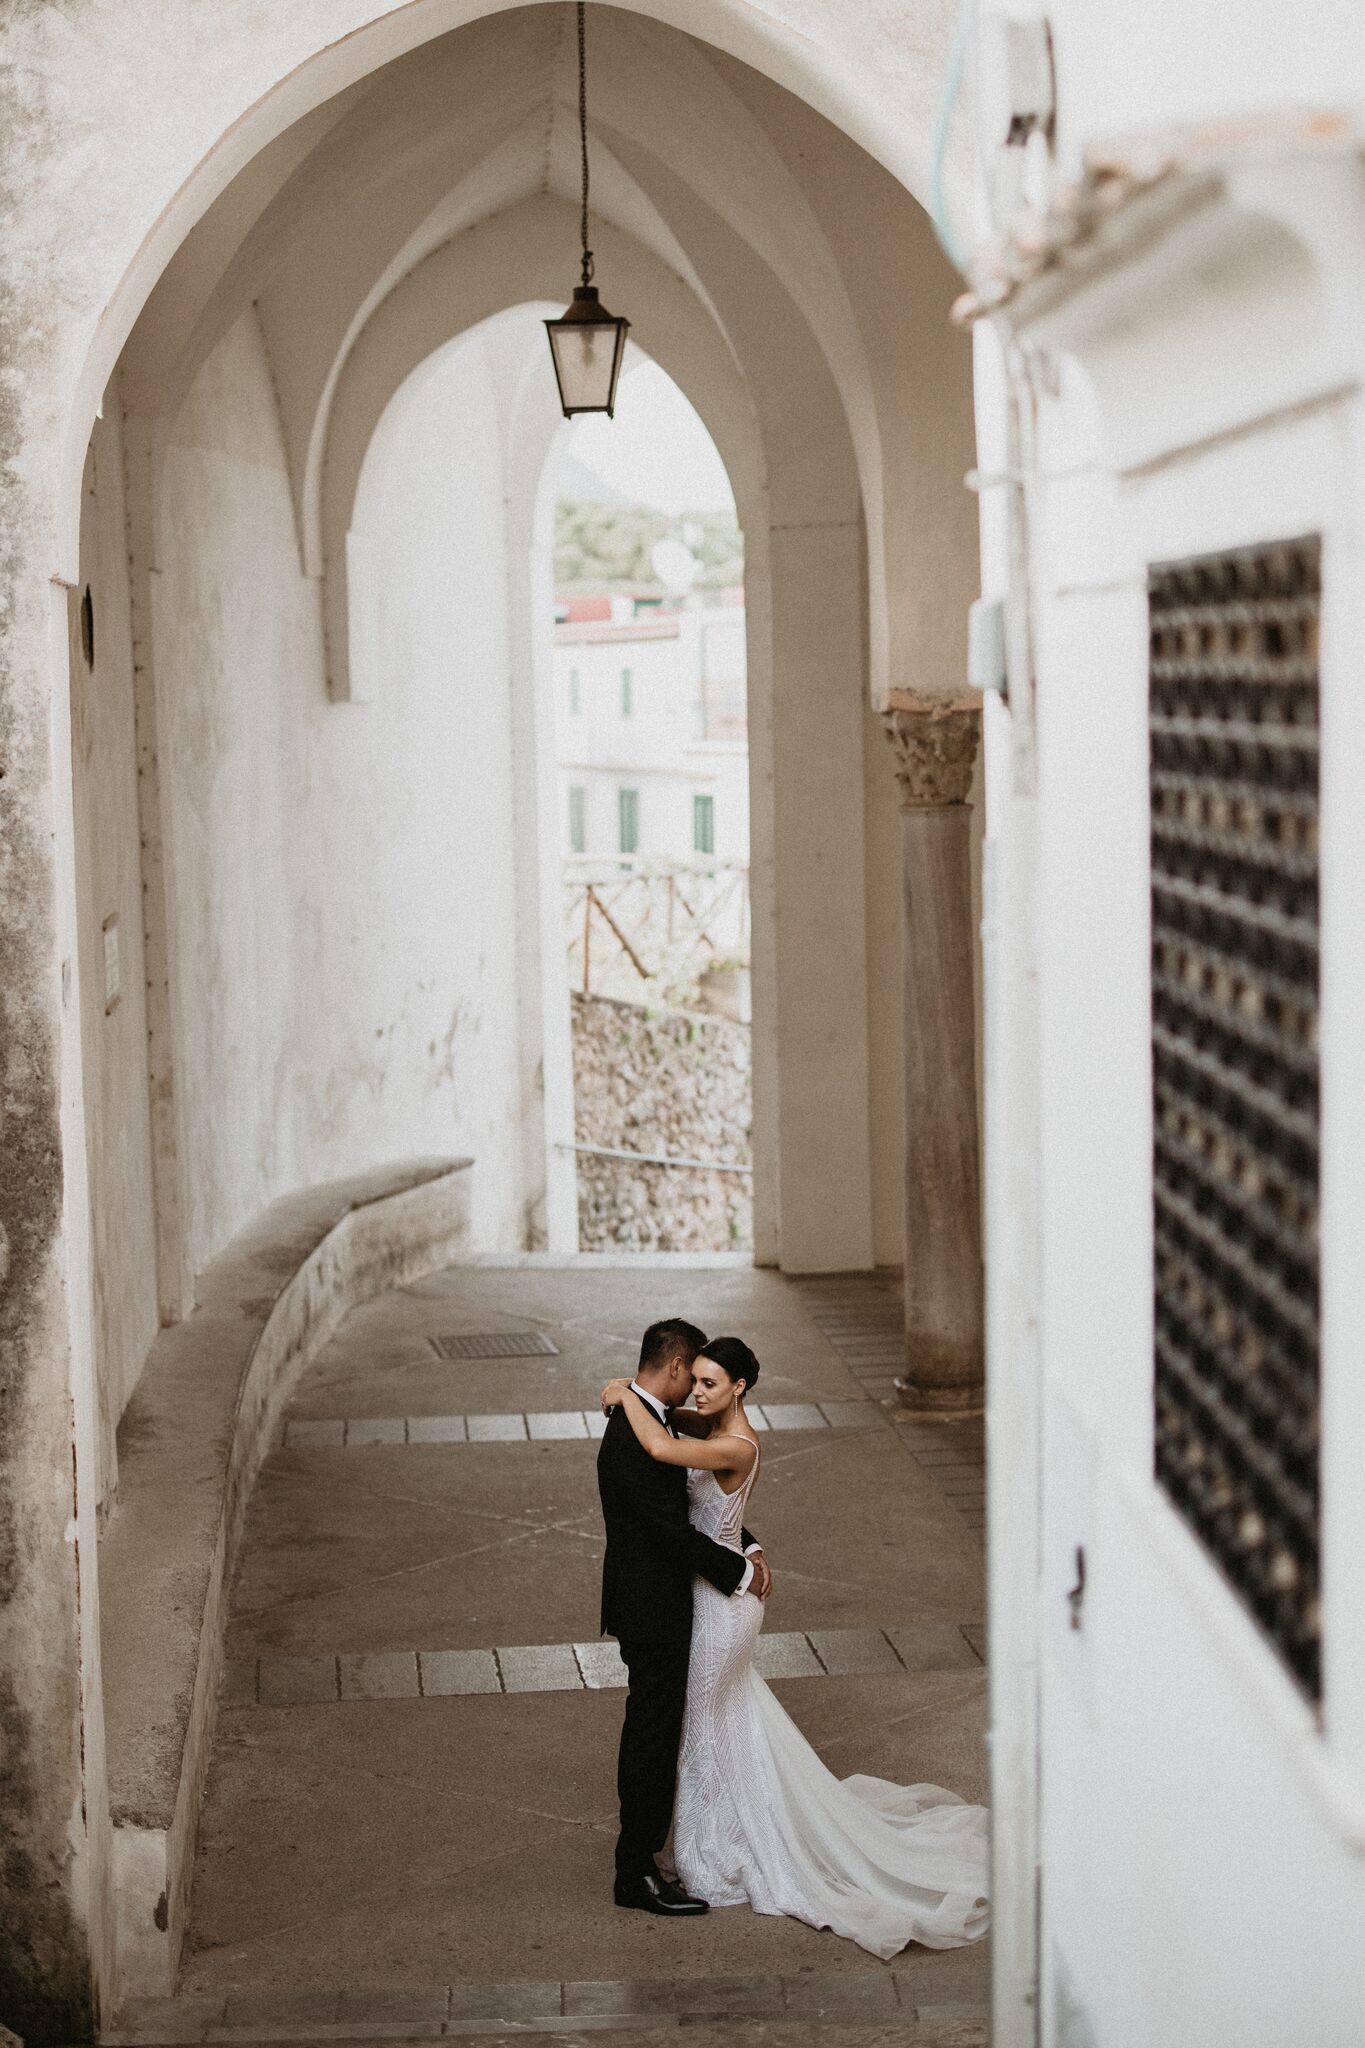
{"left": 978, "top": 138, "right": 1365, "bottom": 2046}
{"left": 1027, "top": 384, "right": 1365, "bottom": 2048}
{"left": 769, "top": 521, "right": 875, "bottom": 1273}
{"left": 502, "top": 331, "right": 581, "bottom": 1253}
{"left": 152, "top": 313, "right": 526, "bottom": 1275}
{"left": 1044, "top": 0, "right": 1365, "bottom": 189}
{"left": 70, "top": 401, "right": 160, "bottom": 1497}
{"left": 711, "top": 53, "right": 979, "bottom": 709}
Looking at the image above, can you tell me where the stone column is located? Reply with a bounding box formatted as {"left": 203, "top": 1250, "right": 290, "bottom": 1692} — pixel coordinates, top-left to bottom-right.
{"left": 881, "top": 698, "right": 984, "bottom": 1411}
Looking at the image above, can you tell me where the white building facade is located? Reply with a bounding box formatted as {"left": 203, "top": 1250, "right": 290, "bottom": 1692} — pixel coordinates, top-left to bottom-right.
{"left": 969, "top": 16, "right": 1365, "bottom": 2048}
{"left": 552, "top": 598, "right": 749, "bottom": 866}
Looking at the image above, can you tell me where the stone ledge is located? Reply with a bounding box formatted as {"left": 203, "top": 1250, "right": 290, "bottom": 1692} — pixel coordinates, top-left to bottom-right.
{"left": 98, "top": 1160, "right": 473, "bottom": 2006}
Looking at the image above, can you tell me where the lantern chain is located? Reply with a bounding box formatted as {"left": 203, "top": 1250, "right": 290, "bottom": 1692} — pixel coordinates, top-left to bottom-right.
{"left": 577, "top": 2, "right": 594, "bottom": 288}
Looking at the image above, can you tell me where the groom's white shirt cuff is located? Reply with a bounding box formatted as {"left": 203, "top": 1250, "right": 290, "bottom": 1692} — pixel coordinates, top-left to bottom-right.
{"left": 628, "top": 1380, "right": 755, "bottom": 1597}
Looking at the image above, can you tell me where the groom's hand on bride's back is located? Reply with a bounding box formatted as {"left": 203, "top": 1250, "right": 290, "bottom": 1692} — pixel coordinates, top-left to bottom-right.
{"left": 750, "top": 1552, "right": 772, "bottom": 1601}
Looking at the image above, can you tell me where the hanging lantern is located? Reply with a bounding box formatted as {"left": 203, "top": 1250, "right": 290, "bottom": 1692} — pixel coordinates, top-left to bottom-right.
{"left": 545, "top": 4, "right": 629, "bottom": 417}
{"left": 545, "top": 284, "right": 629, "bottom": 418}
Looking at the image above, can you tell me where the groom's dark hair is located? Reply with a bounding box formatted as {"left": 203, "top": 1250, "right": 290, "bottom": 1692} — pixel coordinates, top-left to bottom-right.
{"left": 638, "top": 1318, "right": 708, "bottom": 1373}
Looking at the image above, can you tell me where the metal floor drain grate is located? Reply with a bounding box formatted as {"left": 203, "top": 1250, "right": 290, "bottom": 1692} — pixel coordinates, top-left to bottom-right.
{"left": 429, "top": 1330, "right": 559, "bottom": 1360}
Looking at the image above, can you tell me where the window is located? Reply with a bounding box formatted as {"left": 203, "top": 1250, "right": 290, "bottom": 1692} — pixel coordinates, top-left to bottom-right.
{"left": 569, "top": 667, "right": 581, "bottom": 715}
{"left": 1149, "top": 536, "right": 1322, "bottom": 1701}
{"left": 693, "top": 793, "right": 715, "bottom": 856}
{"left": 618, "top": 787, "right": 639, "bottom": 855}
{"left": 621, "top": 665, "right": 633, "bottom": 716}
{"left": 568, "top": 785, "right": 586, "bottom": 854}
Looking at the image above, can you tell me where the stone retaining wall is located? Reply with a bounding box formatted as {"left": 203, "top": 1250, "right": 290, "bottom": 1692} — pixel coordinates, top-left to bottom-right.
{"left": 571, "top": 994, "right": 752, "bottom": 1253}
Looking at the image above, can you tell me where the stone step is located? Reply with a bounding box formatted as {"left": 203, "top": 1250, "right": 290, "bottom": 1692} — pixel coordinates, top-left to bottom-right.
{"left": 106, "top": 1969, "right": 988, "bottom": 2044}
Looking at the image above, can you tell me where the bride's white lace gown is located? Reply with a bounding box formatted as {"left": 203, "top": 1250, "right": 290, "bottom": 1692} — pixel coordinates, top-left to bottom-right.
{"left": 671, "top": 1445, "right": 989, "bottom": 1960}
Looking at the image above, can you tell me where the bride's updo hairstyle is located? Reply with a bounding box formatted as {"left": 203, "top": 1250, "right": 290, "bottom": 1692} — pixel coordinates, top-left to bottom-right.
{"left": 699, "top": 1336, "right": 760, "bottom": 1399}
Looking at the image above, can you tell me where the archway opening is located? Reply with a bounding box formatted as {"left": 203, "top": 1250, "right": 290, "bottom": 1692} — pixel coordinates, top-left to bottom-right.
{"left": 550, "top": 353, "right": 754, "bottom": 1254}
{"left": 49, "top": 6, "right": 987, "bottom": 2026}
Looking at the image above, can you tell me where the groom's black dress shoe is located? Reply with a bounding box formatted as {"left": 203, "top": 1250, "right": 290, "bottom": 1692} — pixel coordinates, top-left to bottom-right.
{"left": 614, "top": 1869, "right": 709, "bottom": 1915}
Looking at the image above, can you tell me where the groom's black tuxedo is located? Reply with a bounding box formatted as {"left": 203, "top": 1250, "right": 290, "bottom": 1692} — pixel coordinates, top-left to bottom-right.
{"left": 598, "top": 1403, "right": 755, "bottom": 1635}
{"left": 597, "top": 1402, "right": 758, "bottom": 1880}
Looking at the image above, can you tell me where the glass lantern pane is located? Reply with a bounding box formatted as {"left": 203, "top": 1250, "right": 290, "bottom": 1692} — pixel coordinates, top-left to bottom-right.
{"left": 547, "top": 312, "right": 628, "bottom": 415}
{"left": 553, "top": 326, "right": 607, "bottom": 411}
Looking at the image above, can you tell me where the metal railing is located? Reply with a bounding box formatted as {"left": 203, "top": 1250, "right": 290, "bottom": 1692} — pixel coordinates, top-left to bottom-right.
{"left": 559, "top": 1140, "right": 752, "bottom": 1175}
{"left": 565, "top": 857, "right": 749, "bottom": 1000}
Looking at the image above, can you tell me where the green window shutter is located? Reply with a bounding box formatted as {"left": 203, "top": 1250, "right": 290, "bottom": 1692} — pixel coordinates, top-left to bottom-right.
{"left": 693, "top": 794, "right": 715, "bottom": 855}
{"left": 569, "top": 667, "right": 581, "bottom": 715}
{"left": 568, "top": 786, "right": 586, "bottom": 854}
{"left": 618, "top": 787, "right": 639, "bottom": 854}
{"left": 621, "top": 665, "right": 633, "bottom": 716}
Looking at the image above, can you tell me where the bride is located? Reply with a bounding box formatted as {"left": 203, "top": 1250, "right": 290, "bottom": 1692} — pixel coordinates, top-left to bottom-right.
{"left": 602, "top": 1336, "right": 989, "bottom": 1961}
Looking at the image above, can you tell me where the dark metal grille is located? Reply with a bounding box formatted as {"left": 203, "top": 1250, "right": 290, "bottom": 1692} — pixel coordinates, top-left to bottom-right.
{"left": 1148, "top": 536, "right": 1321, "bottom": 1700}
{"left": 429, "top": 1331, "right": 560, "bottom": 1360}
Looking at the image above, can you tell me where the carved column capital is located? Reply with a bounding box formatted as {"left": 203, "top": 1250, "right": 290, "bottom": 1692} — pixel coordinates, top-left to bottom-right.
{"left": 880, "top": 699, "right": 981, "bottom": 809}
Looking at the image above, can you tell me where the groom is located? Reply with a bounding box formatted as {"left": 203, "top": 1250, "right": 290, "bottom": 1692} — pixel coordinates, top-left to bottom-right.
{"left": 597, "top": 1317, "right": 771, "bottom": 1916}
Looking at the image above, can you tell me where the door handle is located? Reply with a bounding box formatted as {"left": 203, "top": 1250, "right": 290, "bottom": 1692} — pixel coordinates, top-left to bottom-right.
{"left": 1067, "top": 1545, "right": 1086, "bottom": 1631}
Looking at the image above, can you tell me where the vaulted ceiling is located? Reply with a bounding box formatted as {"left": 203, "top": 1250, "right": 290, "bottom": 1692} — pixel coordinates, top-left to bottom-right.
{"left": 119, "top": 4, "right": 977, "bottom": 705}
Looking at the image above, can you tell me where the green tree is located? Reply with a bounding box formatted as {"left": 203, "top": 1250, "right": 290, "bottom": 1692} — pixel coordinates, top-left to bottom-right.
{"left": 555, "top": 499, "right": 743, "bottom": 591}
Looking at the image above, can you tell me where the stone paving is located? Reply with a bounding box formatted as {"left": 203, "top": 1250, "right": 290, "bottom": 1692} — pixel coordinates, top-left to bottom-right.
{"left": 155, "top": 1263, "right": 988, "bottom": 2043}
{"left": 793, "top": 1276, "right": 986, "bottom": 1539}
{"left": 283, "top": 1400, "right": 881, "bottom": 1448}
{"left": 238, "top": 1620, "right": 984, "bottom": 1708}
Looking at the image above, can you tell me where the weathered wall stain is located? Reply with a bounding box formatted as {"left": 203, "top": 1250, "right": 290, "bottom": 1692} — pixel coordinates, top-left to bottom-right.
{"left": 0, "top": 1680, "right": 91, "bottom": 2044}
{"left": 0, "top": 649, "right": 95, "bottom": 2025}
{"left": 0, "top": 40, "right": 96, "bottom": 2037}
